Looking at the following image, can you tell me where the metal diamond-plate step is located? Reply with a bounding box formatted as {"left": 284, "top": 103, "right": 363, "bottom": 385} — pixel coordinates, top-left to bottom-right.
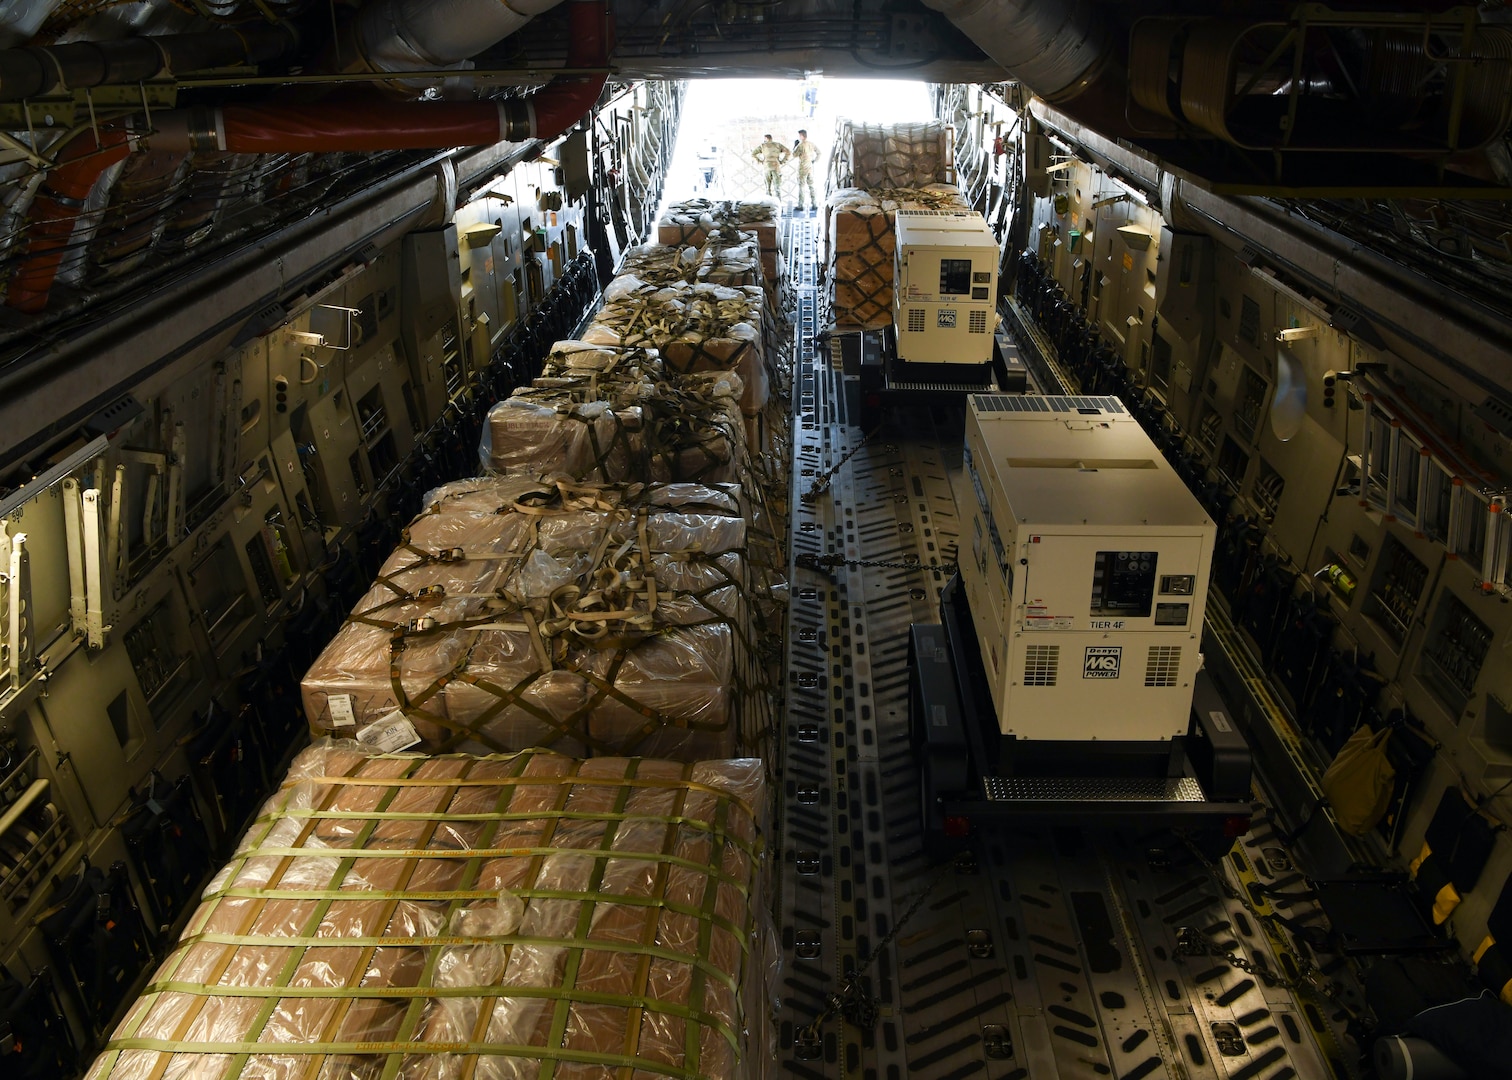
{"left": 983, "top": 776, "right": 1208, "bottom": 802}
{"left": 887, "top": 377, "right": 999, "bottom": 392}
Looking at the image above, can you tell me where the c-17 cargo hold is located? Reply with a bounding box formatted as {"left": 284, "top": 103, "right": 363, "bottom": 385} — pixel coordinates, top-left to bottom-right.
{"left": 3, "top": 4, "right": 1512, "bottom": 1079}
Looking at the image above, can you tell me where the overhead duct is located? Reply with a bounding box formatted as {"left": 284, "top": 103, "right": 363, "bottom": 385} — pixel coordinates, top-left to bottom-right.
{"left": 7, "top": 3, "right": 611, "bottom": 313}
{"left": 918, "top": 0, "right": 1110, "bottom": 104}
{"left": 354, "top": 0, "right": 570, "bottom": 72}
{"left": 917, "top": 0, "right": 1150, "bottom": 137}
{"left": 1129, "top": 14, "right": 1512, "bottom": 155}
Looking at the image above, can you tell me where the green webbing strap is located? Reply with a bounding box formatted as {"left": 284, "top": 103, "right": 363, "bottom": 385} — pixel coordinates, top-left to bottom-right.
{"left": 91, "top": 756, "right": 420, "bottom": 1080}
{"left": 264, "top": 806, "right": 754, "bottom": 848}
{"left": 372, "top": 752, "right": 555, "bottom": 1080}
{"left": 687, "top": 790, "right": 729, "bottom": 1075}
{"left": 196, "top": 887, "right": 749, "bottom": 940}
{"left": 103, "top": 1038, "right": 716, "bottom": 1080}
{"left": 220, "top": 756, "right": 436, "bottom": 1080}
{"left": 622, "top": 764, "right": 694, "bottom": 1070}
{"left": 227, "top": 845, "right": 749, "bottom": 886}
{"left": 154, "top": 935, "right": 742, "bottom": 990}
{"left": 302, "top": 757, "right": 469, "bottom": 1062}
{"left": 534, "top": 761, "right": 636, "bottom": 1080}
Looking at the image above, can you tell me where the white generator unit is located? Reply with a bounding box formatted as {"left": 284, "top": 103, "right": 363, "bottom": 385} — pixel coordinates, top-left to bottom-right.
{"left": 892, "top": 210, "right": 998, "bottom": 365}
{"left": 959, "top": 394, "right": 1215, "bottom": 743}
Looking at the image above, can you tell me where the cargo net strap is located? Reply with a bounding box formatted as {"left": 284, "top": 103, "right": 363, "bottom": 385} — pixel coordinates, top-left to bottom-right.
{"left": 500, "top": 373, "right": 745, "bottom": 488}
{"left": 89, "top": 749, "right": 765, "bottom": 1080}
{"left": 829, "top": 210, "right": 895, "bottom": 330}
{"left": 357, "top": 484, "right": 767, "bottom": 757}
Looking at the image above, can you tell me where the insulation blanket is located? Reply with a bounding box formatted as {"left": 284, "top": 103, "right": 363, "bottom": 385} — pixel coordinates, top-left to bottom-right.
{"left": 582, "top": 280, "right": 769, "bottom": 416}
{"left": 482, "top": 343, "right": 744, "bottom": 486}
{"left": 826, "top": 184, "right": 969, "bottom": 330}
{"left": 836, "top": 121, "right": 951, "bottom": 190}
{"left": 656, "top": 198, "right": 780, "bottom": 258}
{"left": 301, "top": 478, "right": 760, "bottom": 760}
{"left": 84, "top": 741, "right": 774, "bottom": 1080}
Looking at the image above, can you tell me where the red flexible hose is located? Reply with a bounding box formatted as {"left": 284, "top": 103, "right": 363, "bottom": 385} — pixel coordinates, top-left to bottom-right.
{"left": 529, "top": 1, "right": 611, "bottom": 141}
{"left": 217, "top": 100, "right": 507, "bottom": 153}
{"left": 7, "top": 127, "right": 133, "bottom": 313}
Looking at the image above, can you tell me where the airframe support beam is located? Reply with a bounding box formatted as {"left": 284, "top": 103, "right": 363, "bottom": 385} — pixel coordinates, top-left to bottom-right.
{"left": 0, "top": 139, "right": 536, "bottom": 471}
{"left": 1028, "top": 101, "right": 1512, "bottom": 402}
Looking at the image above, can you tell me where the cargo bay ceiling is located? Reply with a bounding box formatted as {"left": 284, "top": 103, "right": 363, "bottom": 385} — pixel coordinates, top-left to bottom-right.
{"left": 1, "top": 0, "right": 1510, "bottom": 378}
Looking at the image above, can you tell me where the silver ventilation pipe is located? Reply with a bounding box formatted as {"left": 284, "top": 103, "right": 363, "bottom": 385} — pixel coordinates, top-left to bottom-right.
{"left": 918, "top": 0, "right": 1111, "bottom": 104}
{"left": 354, "top": 0, "right": 571, "bottom": 72}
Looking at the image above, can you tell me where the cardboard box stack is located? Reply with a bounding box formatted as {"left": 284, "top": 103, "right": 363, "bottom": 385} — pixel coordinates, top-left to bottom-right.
{"left": 822, "top": 120, "right": 966, "bottom": 330}
{"left": 301, "top": 477, "right": 765, "bottom": 761}
{"left": 657, "top": 198, "right": 784, "bottom": 305}
{"left": 482, "top": 341, "right": 745, "bottom": 486}
{"left": 82, "top": 742, "right": 776, "bottom": 1080}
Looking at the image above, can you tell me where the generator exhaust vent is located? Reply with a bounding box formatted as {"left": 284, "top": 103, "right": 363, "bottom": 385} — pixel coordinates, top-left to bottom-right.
{"left": 1145, "top": 645, "right": 1181, "bottom": 687}
{"left": 969, "top": 310, "right": 988, "bottom": 334}
{"left": 1023, "top": 644, "right": 1059, "bottom": 686}
{"left": 908, "top": 308, "right": 926, "bottom": 333}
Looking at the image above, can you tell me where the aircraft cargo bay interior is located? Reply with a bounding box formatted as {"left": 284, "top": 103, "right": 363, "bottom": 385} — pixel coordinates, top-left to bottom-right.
{"left": 1, "top": 3, "right": 1512, "bottom": 1079}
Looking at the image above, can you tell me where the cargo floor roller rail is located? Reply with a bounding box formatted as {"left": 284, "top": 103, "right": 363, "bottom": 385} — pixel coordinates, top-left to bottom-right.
{"left": 780, "top": 211, "right": 1362, "bottom": 1079}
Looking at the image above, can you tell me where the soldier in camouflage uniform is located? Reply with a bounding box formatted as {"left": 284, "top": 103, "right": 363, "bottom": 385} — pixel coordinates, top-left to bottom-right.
{"left": 752, "top": 133, "right": 789, "bottom": 200}
{"left": 792, "top": 129, "right": 820, "bottom": 213}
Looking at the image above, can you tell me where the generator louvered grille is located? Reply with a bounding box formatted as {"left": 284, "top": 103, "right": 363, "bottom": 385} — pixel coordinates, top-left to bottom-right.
{"left": 1145, "top": 645, "right": 1182, "bottom": 687}
{"left": 908, "top": 308, "right": 926, "bottom": 333}
{"left": 969, "top": 310, "right": 988, "bottom": 334}
{"left": 971, "top": 394, "right": 1127, "bottom": 415}
{"left": 1023, "top": 644, "right": 1059, "bottom": 686}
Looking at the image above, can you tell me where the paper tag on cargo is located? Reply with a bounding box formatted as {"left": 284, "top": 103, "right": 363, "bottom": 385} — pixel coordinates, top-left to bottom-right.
{"left": 357, "top": 711, "right": 422, "bottom": 753}
{"left": 328, "top": 694, "right": 356, "bottom": 728}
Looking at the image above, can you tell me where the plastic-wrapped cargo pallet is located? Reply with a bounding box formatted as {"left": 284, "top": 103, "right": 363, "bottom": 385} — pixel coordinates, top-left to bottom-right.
{"left": 83, "top": 740, "right": 775, "bottom": 1080}
{"left": 831, "top": 120, "right": 953, "bottom": 190}
{"left": 657, "top": 199, "right": 783, "bottom": 300}
{"left": 618, "top": 230, "right": 766, "bottom": 292}
{"left": 583, "top": 279, "right": 771, "bottom": 421}
{"left": 485, "top": 339, "right": 785, "bottom": 626}
{"left": 301, "top": 477, "right": 765, "bottom": 760}
{"left": 619, "top": 242, "right": 702, "bottom": 288}
{"left": 480, "top": 342, "right": 746, "bottom": 486}
{"left": 826, "top": 184, "right": 971, "bottom": 330}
